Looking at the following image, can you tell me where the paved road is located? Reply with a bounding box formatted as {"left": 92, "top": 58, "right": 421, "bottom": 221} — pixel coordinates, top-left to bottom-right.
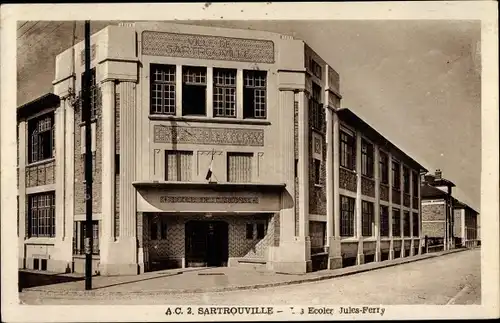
{"left": 20, "top": 249, "right": 480, "bottom": 305}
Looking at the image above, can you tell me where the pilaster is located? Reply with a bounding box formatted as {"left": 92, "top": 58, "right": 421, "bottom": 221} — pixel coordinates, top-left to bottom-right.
{"left": 18, "top": 121, "right": 27, "bottom": 268}
{"left": 374, "top": 145, "right": 381, "bottom": 261}
{"left": 355, "top": 130, "right": 364, "bottom": 265}
{"left": 328, "top": 110, "right": 342, "bottom": 269}
{"left": 417, "top": 173, "right": 423, "bottom": 255}
{"left": 207, "top": 67, "right": 214, "bottom": 118}
{"left": 400, "top": 163, "right": 404, "bottom": 258}
{"left": 175, "top": 64, "right": 183, "bottom": 117}
{"left": 388, "top": 151, "right": 394, "bottom": 260}
{"left": 63, "top": 95, "right": 75, "bottom": 261}
{"left": 409, "top": 170, "right": 414, "bottom": 256}
{"left": 297, "top": 91, "right": 309, "bottom": 238}
{"left": 236, "top": 69, "right": 243, "bottom": 118}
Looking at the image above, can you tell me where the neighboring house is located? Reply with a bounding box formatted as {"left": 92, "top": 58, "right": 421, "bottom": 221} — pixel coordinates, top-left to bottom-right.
{"left": 421, "top": 170, "right": 456, "bottom": 252}
{"left": 17, "top": 93, "right": 61, "bottom": 272}
{"left": 453, "top": 201, "right": 480, "bottom": 248}
{"left": 18, "top": 22, "right": 427, "bottom": 276}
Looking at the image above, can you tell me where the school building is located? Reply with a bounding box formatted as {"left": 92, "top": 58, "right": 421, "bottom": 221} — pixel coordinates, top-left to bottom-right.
{"left": 17, "top": 22, "right": 427, "bottom": 276}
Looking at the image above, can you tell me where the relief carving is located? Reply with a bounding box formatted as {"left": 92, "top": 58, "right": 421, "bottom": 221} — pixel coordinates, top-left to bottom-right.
{"left": 361, "top": 176, "right": 375, "bottom": 197}
{"left": 154, "top": 125, "right": 264, "bottom": 146}
{"left": 339, "top": 168, "right": 357, "bottom": 192}
{"left": 142, "top": 31, "right": 275, "bottom": 63}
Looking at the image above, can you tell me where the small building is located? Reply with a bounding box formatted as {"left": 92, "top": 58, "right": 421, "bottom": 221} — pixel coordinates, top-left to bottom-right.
{"left": 421, "top": 170, "right": 456, "bottom": 252}
{"left": 18, "top": 22, "right": 427, "bottom": 276}
{"left": 453, "top": 201, "right": 480, "bottom": 248}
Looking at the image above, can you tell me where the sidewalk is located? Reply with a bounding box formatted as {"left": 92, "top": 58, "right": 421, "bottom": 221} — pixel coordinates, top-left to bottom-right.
{"left": 21, "top": 248, "right": 468, "bottom": 296}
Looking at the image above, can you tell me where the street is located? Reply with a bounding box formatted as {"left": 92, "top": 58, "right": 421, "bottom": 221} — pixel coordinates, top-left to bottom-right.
{"left": 20, "top": 249, "right": 480, "bottom": 305}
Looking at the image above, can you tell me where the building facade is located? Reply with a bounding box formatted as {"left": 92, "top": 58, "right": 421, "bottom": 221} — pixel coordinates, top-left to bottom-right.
{"left": 453, "top": 202, "right": 480, "bottom": 248}
{"left": 18, "top": 22, "right": 427, "bottom": 276}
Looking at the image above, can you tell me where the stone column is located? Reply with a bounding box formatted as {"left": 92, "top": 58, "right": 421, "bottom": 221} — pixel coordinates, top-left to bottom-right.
{"left": 355, "top": 131, "right": 364, "bottom": 265}
{"left": 374, "top": 145, "right": 381, "bottom": 262}
{"left": 388, "top": 152, "right": 394, "bottom": 260}
{"left": 18, "top": 121, "right": 27, "bottom": 269}
{"left": 99, "top": 81, "right": 116, "bottom": 269}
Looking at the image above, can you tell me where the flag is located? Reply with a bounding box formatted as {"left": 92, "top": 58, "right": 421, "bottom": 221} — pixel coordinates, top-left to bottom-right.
{"left": 205, "top": 151, "right": 214, "bottom": 181}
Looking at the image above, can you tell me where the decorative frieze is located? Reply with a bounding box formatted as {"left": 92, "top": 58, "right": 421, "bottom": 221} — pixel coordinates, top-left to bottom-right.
{"left": 25, "top": 161, "right": 56, "bottom": 187}
{"left": 361, "top": 176, "right": 375, "bottom": 197}
{"left": 153, "top": 125, "right": 264, "bottom": 146}
{"left": 380, "top": 184, "right": 389, "bottom": 202}
{"left": 159, "top": 196, "right": 259, "bottom": 204}
{"left": 142, "top": 31, "right": 275, "bottom": 63}
{"left": 339, "top": 167, "right": 357, "bottom": 192}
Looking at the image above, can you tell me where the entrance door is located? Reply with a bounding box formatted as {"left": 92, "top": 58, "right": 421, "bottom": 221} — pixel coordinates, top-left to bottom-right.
{"left": 185, "top": 221, "right": 228, "bottom": 267}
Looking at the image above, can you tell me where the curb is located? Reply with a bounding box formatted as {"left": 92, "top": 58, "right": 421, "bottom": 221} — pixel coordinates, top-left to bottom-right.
{"left": 22, "top": 248, "right": 469, "bottom": 297}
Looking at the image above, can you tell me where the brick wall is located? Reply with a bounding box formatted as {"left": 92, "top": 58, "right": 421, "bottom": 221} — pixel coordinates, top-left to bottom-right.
{"left": 309, "top": 132, "right": 327, "bottom": 215}
{"left": 453, "top": 209, "right": 462, "bottom": 237}
{"left": 25, "top": 161, "right": 56, "bottom": 187}
{"left": 422, "top": 221, "right": 445, "bottom": 238}
{"left": 74, "top": 100, "right": 102, "bottom": 216}
{"left": 422, "top": 203, "right": 445, "bottom": 221}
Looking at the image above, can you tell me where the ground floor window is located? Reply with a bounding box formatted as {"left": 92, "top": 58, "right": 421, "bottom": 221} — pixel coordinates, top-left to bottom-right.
{"left": 340, "top": 195, "right": 355, "bottom": 237}
{"left": 72, "top": 220, "right": 99, "bottom": 255}
{"left": 362, "top": 201, "right": 374, "bottom": 237}
{"left": 403, "top": 211, "right": 411, "bottom": 237}
{"left": 28, "top": 192, "right": 55, "bottom": 238}
{"left": 380, "top": 205, "right": 390, "bottom": 236}
{"left": 392, "top": 208, "right": 401, "bottom": 237}
{"left": 412, "top": 212, "right": 419, "bottom": 237}
{"left": 309, "top": 221, "right": 326, "bottom": 252}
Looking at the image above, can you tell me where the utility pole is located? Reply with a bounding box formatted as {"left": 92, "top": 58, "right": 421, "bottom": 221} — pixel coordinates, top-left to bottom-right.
{"left": 83, "top": 20, "right": 93, "bottom": 290}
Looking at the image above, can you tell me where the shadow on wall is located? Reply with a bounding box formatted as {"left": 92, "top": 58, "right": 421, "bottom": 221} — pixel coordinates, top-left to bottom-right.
{"left": 18, "top": 271, "right": 85, "bottom": 292}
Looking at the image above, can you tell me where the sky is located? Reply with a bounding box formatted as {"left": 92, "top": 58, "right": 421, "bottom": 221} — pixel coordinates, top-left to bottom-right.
{"left": 16, "top": 20, "right": 481, "bottom": 211}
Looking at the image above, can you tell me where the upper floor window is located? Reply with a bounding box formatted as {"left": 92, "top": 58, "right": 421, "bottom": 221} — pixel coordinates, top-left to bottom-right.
{"left": 379, "top": 151, "right": 389, "bottom": 184}
{"left": 150, "top": 64, "right": 176, "bottom": 115}
{"left": 165, "top": 150, "right": 193, "bottom": 181}
{"left": 361, "top": 139, "right": 374, "bottom": 178}
{"left": 213, "top": 68, "right": 236, "bottom": 118}
{"left": 28, "top": 113, "right": 55, "bottom": 164}
{"left": 314, "top": 159, "right": 321, "bottom": 185}
{"left": 80, "top": 67, "right": 100, "bottom": 120}
{"left": 340, "top": 130, "right": 355, "bottom": 170}
{"left": 310, "top": 59, "right": 322, "bottom": 79}
{"left": 227, "top": 152, "right": 253, "bottom": 183}
{"left": 310, "top": 82, "right": 323, "bottom": 131}
{"left": 392, "top": 160, "right": 401, "bottom": 190}
{"left": 403, "top": 166, "right": 410, "bottom": 194}
{"left": 412, "top": 171, "right": 419, "bottom": 196}
{"left": 28, "top": 192, "right": 55, "bottom": 238}
{"left": 243, "top": 70, "right": 267, "bottom": 119}
{"left": 182, "top": 66, "right": 207, "bottom": 116}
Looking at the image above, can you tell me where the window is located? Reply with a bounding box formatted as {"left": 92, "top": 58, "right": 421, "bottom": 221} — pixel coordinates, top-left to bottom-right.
{"left": 80, "top": 67, "right": 100, "bottom": 120}
{"left": 340, "top": 195, "right": 355, "bottom": 237}
{"left": 380, "top": 205, "right": 390, "bottom": 236}
{"left": 294, "top": 159, "right": 298, "bottom": 178}
{"left": 403, "top": 166, "right": 410, "bottom": 194}
{"left": 165, "top": 150, "right": 193, "bottom": 181}
{"left": 227, "top": 152, "right": 252, "bottom": 183}
{"left": 310, "top": 59, "right": 322, "bottom": 79}
{"left": 182, "top": 66, "right": 207, "bottom": 116}
{"left": 412, "top": 212, "right": 419, "bottom": 237}
{"left": 379, "top": 152, "right": 389, "bottom": 184}
{"left": 257, "top": 223, "right": 266, "bottom": 239}
{"left": 340, "top": 130, "right": 355, "bottom": 170}
{"left": 28, "top": 113, "right": 55, "bottom": 164}
{"left": 314, "top": 159, "right": 321, "bottom": 185}
{"left": 310, "top": 82, "right": 323, "bottom": 130}
{"left": 361, "top": 139, "right": 374, "bottom": 178}
{"left": 150, "top": 64, "right": 176, "bottom": 115}
{"left": 243, "top": 70, "right": 267, "bottom": 119}
{"left": 150, "top": 220, "right": 158, "bottom": 240}
{"left": 403, "top": 211, "right": 410, "bottom": 237}
{"left": 28, "top": 192, "right": 55, "bottom": 238}
{"left": 392, "top": 209, "right": 401, "bottom": 237}
{"left": 362, "top": 201, "right": 374, "bottom": 237}
{"left": 392, "top": 160, "right": 401, "bottom": 190}
{"left": 213, "top": 68, "right": 236, "bottom": 117}
{"left": 115, "top": 154, "right": 120, "bottom": 175}
{"left": 160, "top": 219, "right": 168, "bottom": 240}
{"left": 41, "top": 259, "right": 47, "bottom": 271}
{"left": 246, "top": 223, "right": 254, "bottom": 239}
{"left": 72, "top": 221, "right": 99, "bottom": 255}
{"left": 412, "top": 171, "right": 419, "bottom": 195}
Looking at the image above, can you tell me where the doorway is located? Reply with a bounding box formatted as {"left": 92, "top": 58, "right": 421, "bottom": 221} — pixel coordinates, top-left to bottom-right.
{"left": 185, "top": 220, "right": 229, "bottom": 267}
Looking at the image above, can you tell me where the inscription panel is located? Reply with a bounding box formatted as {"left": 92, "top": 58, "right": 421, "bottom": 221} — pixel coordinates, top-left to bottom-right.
{"left": 159, "top": 196, "right": 259, "bottom": 204}
{"left": 142, "top": 31, "right": 275, "bottom": 63}
{"left": 154, "top": 125, "right": 264, "bottom": 146}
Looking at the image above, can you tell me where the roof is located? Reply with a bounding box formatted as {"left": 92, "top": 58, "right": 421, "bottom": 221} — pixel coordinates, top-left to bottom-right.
{"left": 17, "top": 93, "right": 60, "bottom": 120}
{"left": 424, "top": 174, "right": 456, "bottom": 188}
{"left": 336, "top": 108, "right": 428, "bottom": 173}
{"left": 421, "top": 183, "right": 448, "bottom": 199}
{"left": 453, "top": 199, "right": 480, "bottom": 214}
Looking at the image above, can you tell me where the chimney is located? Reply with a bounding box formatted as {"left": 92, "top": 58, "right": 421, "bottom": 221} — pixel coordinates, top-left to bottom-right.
{"left": 435, "top": 169, "right": 442, "bottom": 180}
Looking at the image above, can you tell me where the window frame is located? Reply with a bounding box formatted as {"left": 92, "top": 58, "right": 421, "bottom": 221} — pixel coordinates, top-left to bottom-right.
{"left": 80, "top": 67, "right": 100, "bottom": 121}
{"left": 246, "top": 223, "right": 254, "bottom": 239}
{"left": 150, "top": 64, "right": 176, "bottom": 115}
{"left": 314, "top": 158, "right": 321, "bottom": 185}
{"left": 310, "top": 82, "right": 323, "bottom": 131}
{"left": 182, "top": 66, "right": 207, "bottom": 116}
{"left": 72, "top": 220, "right": 99, "bottom": 255}
{"left": 27, "top": 113, "right": 55, "bottom": 164}
{"left": 256, "top": 223, "right": 266, "bottom": 239}
{"left": 243, "top": 70, "right": 267, "bottom": 119}
{"left": 165, "top": 150, "right": 193, "bottom": 182}
{"left": 392, "top": 160, "right": 401, "bottom": 190}
{"left": 227, "top": 152, "right": 253, "bottom": 183}
{"left": 392, "top": 208, "right": 401, "bottom": 237}
{"left": 362, "top": 200, "right": 374, "bottom": 237}
{"left": 380, "top": 205, "right": 390, "bottom": 237}
{"left": 340, "top": 195, "right": 355, "bottom": 237}
{"left": 403, "top": 166, "right": 410, "bottom": 194}
{"left": 213, "top": 68, "right": 237, "bottom": 118}
{"left": 340, "top": 130, "right": 356, "bottom": 170}
{"left": 28, "top": 192, "right": 55, "bottom": 238}
{"left": 361, "top": 139, "right": 374, "bottom": 178}
{"left": 379, "top": 151, "right": 389, "bottom": 184}
{"left": 403, "top": 211, "right": 411, "bottom": 237}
